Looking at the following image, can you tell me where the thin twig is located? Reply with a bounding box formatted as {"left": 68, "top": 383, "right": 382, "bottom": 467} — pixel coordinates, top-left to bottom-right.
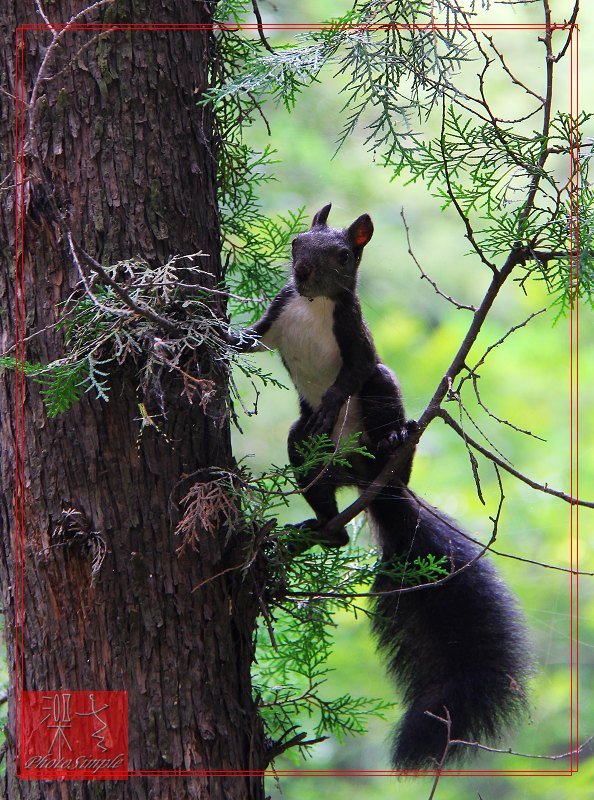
{"left": 484, "top": 34, "right": 544, "bottom": 104}
{"left": 450, "top": 730, "right": 594, "bottom": 762}
{"left": 459, "top": 398, "right": 513, "bottom": 466}
{"left": 29, "top": 0, "right": 116, "bottom": 112}
{"left": 439, "top": 97, "right": 498, "bottom": 274}
{"left": 517, "top": 0, "right": 555, "bottom": 234}
{"left": 400, "top": 208, "right": 476, "bottom": 312}
{"left": 471, "top": 374, "right": 546, "bottom": 442}
{"left": 471, "top": 28, "right": 545, "bottom": 172}
{"left": 68, "top": 236, "right": 182, "bottom": 334}
{"left": 405, "top": 482, "right": 594, "bottom": 575}
{"left": 553, "top": 2, "right": 579, "bottom": 63}
{"left": 462, "top": 308, "right": 548, "bottom": 388}
{"left": 34, "top": 0, "right": 56, "bottom": 35}
{"left": 251, "top": 0, "right": 275, "bottom": 54}
{"left": 426, "top": 708, "right": 452, "bottom": 799}
{"left": 0, "top": 85, "right": 19, "bottom": 103}
{"left": 438, "top": 408, "right": 594, "bottom": 508}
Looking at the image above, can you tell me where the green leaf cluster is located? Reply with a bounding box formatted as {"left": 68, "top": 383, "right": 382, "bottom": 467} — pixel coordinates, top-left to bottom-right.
{"left": 209, "top": 2, "right": 594, "bottom": 314}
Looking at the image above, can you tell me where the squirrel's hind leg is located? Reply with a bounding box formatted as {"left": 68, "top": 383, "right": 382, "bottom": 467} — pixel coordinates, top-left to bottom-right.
{"left": 287, "top": 413, "right": 352, "bottom": 549}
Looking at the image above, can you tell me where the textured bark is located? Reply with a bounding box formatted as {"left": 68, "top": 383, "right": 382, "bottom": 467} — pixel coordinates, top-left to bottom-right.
{"left": 0, "top": 2, "right": 266, "bottom": 798}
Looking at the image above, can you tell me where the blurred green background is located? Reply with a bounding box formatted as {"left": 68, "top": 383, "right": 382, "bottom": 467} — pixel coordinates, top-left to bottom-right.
{"left": 227, "top": 2, "right": 594, "bottom": 798}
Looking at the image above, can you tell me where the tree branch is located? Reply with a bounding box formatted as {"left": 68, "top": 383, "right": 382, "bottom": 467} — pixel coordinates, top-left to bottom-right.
{"left": 516, "top": 0, "right": 555, "bottom": 234}
{"left": 251, "top": 0, "right": 275, "bottom": 54}
{"left": 318, "top": 234, "right": 582, "bottom": 540}
{"left": 288, "top": 483, "right": 504, "bottom": 601}
{"left": 438, "top": 408, "right": 594, "bottom": 508}
{"left": 484, "top": 34, "right": 545, "bottom": 105}
{"left": 67, "top": 236, "right": 182, "bottom": 335}
{"left": 425, "top": 708, "right": 452, "bottom": 799}
{"left": 439, "top": 97, "right": 498, "bottom": 274}
{"left": 400, "top": 208, "right": 476, "bottom": 312}
{"left": 29, "top": 0, "right": 116, "bottom": 112}
{"left": 553, "top": 1, "right": 579, "bottom": 63}
{"left": 451, "top": 730, "right": 594, "bottom": 762}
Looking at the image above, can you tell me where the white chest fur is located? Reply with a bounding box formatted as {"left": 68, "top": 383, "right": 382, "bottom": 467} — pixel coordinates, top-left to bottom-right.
{"left": 263, "top": 295, "right": 341, "bottom": 407}
{"left": 259, "top": 293, "right": 366, "bottom": 444}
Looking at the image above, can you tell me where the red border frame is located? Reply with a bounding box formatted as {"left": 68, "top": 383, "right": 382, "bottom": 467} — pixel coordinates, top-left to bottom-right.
{"left": 13, "top": 19, "right": 580, "bottom": 780}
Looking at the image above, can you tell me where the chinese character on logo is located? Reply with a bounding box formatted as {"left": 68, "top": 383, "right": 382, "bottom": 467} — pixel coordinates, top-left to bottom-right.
{"left": 21, "top": 691, "right": 128, "bottom": 780}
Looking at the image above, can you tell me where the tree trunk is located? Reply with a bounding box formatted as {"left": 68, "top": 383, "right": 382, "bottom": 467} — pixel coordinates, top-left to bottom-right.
{"left": 0, "top": 2, "right": 266, "bottom": 798}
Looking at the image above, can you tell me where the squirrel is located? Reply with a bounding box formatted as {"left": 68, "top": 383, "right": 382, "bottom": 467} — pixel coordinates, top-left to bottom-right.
{"left": 235, "top": 203, "right": 530, "bottom": 769}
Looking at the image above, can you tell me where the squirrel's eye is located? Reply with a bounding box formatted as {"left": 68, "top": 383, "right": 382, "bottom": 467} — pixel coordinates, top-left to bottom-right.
{"left": 338, "top": 249, "right": 350, "bottom": 265}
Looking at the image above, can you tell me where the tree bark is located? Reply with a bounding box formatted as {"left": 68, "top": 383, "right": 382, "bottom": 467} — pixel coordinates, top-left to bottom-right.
{"left": 0, "top": 2, "right": 266, "bottom": 798}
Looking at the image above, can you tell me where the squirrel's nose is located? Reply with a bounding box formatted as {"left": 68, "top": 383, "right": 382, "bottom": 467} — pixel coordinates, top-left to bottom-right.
{"left": 294, "top": 261, "right": 312, "bottom": 282}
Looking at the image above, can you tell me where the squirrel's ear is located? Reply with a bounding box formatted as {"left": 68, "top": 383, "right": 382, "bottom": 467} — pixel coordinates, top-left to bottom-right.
{"left": 311, "top": 203, "right": 332, "bottom": 228}
{"left": 348, "top": 214, "right": 374, "bottom": 248}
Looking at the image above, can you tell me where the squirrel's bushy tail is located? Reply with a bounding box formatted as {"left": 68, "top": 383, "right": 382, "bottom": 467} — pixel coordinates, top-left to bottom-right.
{"left": 369, "top": 486, "right": 530, "bottom": 770}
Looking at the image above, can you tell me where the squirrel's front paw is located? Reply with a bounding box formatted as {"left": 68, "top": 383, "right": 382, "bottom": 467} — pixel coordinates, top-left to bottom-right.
{"left": 305, "top": 406, "right": 339, "bottom": 437}
{"left": 377, "top": 420, "right": 419, "bottom": 453}
{"left": 284, "top": 519, "right": 349, "bottom": 554}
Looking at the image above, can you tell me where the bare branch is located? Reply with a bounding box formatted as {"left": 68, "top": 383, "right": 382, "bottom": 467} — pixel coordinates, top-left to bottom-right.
{"left": 464, "top": 308, "right": 548, "bottom": 381}
{"left": 318, "top": 252, "right": 543, "bottom": 532}
{"left": 251, "top": 0, "right": 275, "bottom": 54}
{"left": 484, "top": 34, "right": 545, "bottom": 105}
{"left": 280, "top": 478, "right": 592, "bottom": 602}
{"left": 29, "top": 0, "right": 116, "bottom": 112}
{"left": 471, "top": 374, "right": 546, "bottom": 442}
{"left": 400, "top": 208, "right": 476, "bottom": 312}
{"left": 317, "top": 231, "right": 584, "bottom": 542}
{"left": 455, "top": 306, "right": 548, "bottom": 441}
{"left": 400, "top": 487, "right": 593, "bottom": 576}
{"left": 439, "top": 97, "right": 498, "bottom": 274}
{"left": 451, "top": 730, "right": 594, "bottom": 762}
{"left": 553, "top": 2, "right": 579, "bottom": 63}
{"left": 426, "top": 708, "right": 452, "bottom": 800}
{"left": 34, "top": 0, "right": 56, "bottom": 34}
{"left": 290, "top": 485, "right": 503, "bottom": 602}
{"left": 453, "top": 389, "right": 513, "bottom": 466}
{"left": 438, "top": 409, "right": 594, "bottom": 508}
{"left": 517, "top": 0, "right": 555, "bottom": 233}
